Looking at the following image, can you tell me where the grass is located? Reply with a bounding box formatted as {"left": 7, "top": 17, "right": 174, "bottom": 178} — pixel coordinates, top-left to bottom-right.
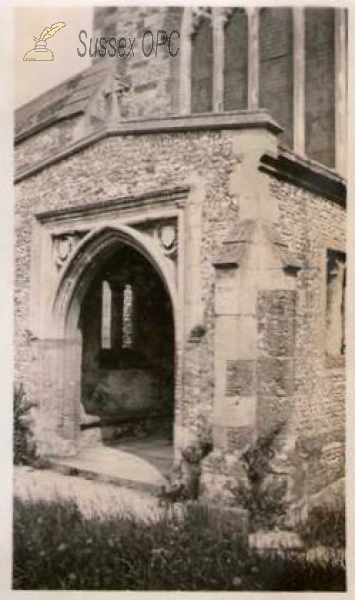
{"left": 299, "top": 500, "right": 345, "bottom": 549}
{"left": 13, "top": 496, "right": 346, "bottom": 591}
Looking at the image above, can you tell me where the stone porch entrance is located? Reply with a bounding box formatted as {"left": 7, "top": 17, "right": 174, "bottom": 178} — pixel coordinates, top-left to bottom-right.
{"left": 33, "top": 219, "right": 181, "bottom": 464}
{"left": 52, "top": 240, "right": 177, "bottom": 490}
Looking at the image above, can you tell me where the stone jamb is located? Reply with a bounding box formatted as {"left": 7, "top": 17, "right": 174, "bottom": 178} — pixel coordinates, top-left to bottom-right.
{"left": 323, "top": 246, "right": 346, "bottom": 368}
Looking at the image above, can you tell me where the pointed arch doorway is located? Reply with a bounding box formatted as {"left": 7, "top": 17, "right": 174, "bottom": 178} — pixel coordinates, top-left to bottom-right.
{"left": 49, "top": 225, "right": 178, "bottom": 462}
{"left": 80, "top": 243, "right": 175, "bottom": 443}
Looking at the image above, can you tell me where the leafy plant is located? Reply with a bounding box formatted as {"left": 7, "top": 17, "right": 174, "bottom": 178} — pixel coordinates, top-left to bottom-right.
{"left": 160, "top": 440, "right": 213, "bottom": 503}
{"left": 13, "top": 384, "right": 37, "bottom": 465}
{"left": 229, "top": 424, "right": 289, "bottom": 531}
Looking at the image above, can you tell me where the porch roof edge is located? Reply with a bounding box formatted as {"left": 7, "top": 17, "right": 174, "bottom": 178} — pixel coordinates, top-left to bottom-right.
{"left": 15, "top": 110, "right": 281, "bottom": 184}
{"left": 260, "top": 150, "right": 347, "bottom": 208}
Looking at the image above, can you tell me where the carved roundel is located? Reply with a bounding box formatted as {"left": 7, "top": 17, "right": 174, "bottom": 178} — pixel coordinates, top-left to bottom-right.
{"left": 53, "top": 231, "right": 88, "bottom": 268}
{"left": 57, "top": 236, "right": 73, "bottom": 261}
{"left": 155, "top": 223, "right": 177, "bottom": 256}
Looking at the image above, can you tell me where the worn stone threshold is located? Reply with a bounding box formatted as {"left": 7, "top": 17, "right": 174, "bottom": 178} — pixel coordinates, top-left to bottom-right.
{"left": 47, "top": 440, "right": 173, "bottom": 496}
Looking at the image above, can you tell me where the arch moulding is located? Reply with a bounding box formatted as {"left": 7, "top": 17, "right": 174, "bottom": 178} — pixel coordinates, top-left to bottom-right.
{"left": 51, "top": 223, "right": 179, "bottom": 340}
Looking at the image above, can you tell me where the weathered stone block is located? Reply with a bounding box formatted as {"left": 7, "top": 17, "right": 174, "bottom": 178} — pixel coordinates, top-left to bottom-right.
{"left": 257, "top": 289, "right": 296, "bottom": 358}
{"left": 256, "top": 357, "right": 295, "bottom": 397}
{"left": 226, "top": 359, "right": 255, "bottom": 396}
{"left": 257, "top": 395, "right": 293, "bottom": 436}
{"left": 226, "top": 425, "right": 254, "bottom": 453}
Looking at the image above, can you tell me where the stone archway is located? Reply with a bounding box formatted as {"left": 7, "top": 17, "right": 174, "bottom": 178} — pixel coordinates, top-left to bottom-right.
{"left": 42, "top": 224, "right": 179, "bottom": 457}
{"left": 52, "top": 225, "right": 178, "bottom": 336}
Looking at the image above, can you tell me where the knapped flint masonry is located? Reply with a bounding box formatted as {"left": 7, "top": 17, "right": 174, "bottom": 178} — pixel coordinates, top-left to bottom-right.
{"left": 14, "top": 7, "right": 346, "bottom": 525}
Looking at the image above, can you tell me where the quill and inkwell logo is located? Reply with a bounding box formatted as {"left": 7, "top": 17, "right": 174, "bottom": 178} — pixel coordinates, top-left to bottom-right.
{"left": 23, "top": 22, "right": 66, "bottom": 61}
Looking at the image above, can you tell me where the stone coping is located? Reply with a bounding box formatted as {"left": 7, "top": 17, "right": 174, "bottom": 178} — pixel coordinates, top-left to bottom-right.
{"left": 15, "top": 109, "right": 282, "bottom": 146}
{"left": 15, "top": 110, "right": 280, "bottom": 183}
{"left": 15, "top": 110, "right": 346, "bottom": 207}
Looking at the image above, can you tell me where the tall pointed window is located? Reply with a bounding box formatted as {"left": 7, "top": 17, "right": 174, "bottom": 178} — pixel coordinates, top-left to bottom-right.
{"left": 305, "top": 8, "right": 336, "bottom": 167}
{"left": 191, "top": 11, "right": 213, "bottom": 113}
{"left": 259, "top": 8, "right": 294, "bottom": 148}
{"left": 180, "top": 7, "right": 345, "bottom": 169}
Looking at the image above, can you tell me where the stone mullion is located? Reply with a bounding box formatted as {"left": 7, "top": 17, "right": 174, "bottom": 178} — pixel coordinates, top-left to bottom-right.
{"left": 335, "top": 8, "right": 347, "bottom": 176}
{"left": 247, "top": 8, "right": 259, "bottom": 110}
{"left": 212, "top": 8, "right": 225, "bottom": 112}
{"left": 180, "top": 8, "right": 193, "bottom": 114}
{"left": 293, "top": 8, "right": 305, "bottom": 155}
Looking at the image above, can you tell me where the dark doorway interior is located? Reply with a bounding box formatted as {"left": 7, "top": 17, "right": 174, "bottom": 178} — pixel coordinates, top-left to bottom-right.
{"left": 80, "top": 243, "right": 175, "bottom": 444}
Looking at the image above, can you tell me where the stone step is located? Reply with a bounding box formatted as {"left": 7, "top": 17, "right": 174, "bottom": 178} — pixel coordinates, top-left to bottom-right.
{"left": 48, "top": 444, "right": 171, "bottom": 496}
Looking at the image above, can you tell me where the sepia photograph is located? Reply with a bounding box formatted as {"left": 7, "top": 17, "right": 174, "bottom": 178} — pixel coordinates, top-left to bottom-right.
{"left": 11, "top": 3, "right": 348, "bottom": 592}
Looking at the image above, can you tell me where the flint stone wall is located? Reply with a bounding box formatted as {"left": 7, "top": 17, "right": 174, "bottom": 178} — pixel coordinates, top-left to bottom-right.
{"left": 15, "top": 126, "right": 345, "bottom": 493}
